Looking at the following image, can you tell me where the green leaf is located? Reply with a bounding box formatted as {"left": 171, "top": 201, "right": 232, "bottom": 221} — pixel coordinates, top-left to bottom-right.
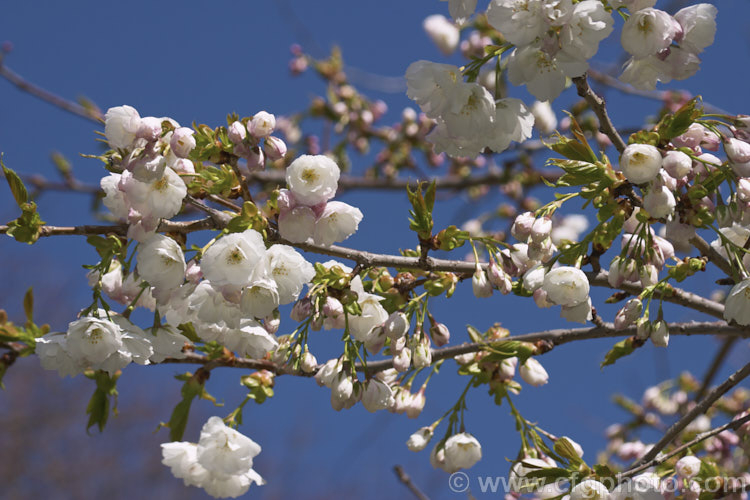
{"left": 550, "top": 159, "right": 612, "bottom": 188}
{"left": 85, "top": 371, "right": 119, "bottom": 433}
{"left": 466, "top": 325, "right": 484, "bottom": 343}
{"left": 554, "top": 437, "right": 584, "bottom": 466}
{"left": 601, "top": 337, "right": 638, "bottom": 368}
{"left": 523, "top": 467, "right": 571, "bottom": 480}
{"left": 436, "top": 225, "right": 469, "bottom": 251}
{"left": 23, "top": 287, "right": 33, "bottom": 326}
{"left": 406, "top": 181, "right": 435, "bottom": 240}
{"left": 165, "top": 371, "right": 218, "bottom": 441}
{"left": 547, "top": 116, "right": 599, "bottom": 164}
{"left": 656, "top": 96, "right": 703, "bottom": 143}
{"left": 1, "top": 158, "right": 28, "bottom": 206}
{"left": 6, "top": 202, "right": 45, "bottom": 244}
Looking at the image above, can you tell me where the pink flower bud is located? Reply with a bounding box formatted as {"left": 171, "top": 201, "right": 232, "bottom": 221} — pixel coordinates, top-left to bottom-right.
{"left": 249, "top": 111, "right": 276, "bottom": 138}
{"left": 170, "top": 127, "right": 196, "bottom": 158}
{"left": 365, "top": 325, "right": 387, "bottom": 354}
{"left": 472, "top": 268, "right": 493, "bottom": 298}
{"left": 384, "top": 311, "right": 409, "bottom": 340}
{"left": 300, "top": 351, "right": 318, "bottom": 373}
{"left": 246, "top": 146, "right": 265, "bottom": 171}
{"left": 662, "top": 150, "right": 693, "bottom": 179}
{"left": 290, "top": 298, "right": 312, "bottom": 321}
{"left": 412, "top": 336, "right": 432, "bottom": 369}
{"left": 530, "top": 217, "right": 552, "bottom": 243}
{"left": 406, "top": 387, "right": 426, "bottom": 418}
{"left": 511, "top": 211, "right": 535, "bottom": 241}
{"left": 488, "top": 256, "right": 513, "bottom": 294}
{"left": 614, "top": 298, "right": 642, "bottom": 330}
{"left": 263, "top": 136, "right": 287, "bottom": 161}
{"left": 136, "top": 116, "right": 162, "bottom": 142}
{"left": 498, "top": 357, "right": 517, "bottom": 381}
{"left": 393, "top": 347, "right": 411, "bottom": 372}
{"left": 429, "top": 321, "right": 450, "bottom": 347}
{"left": 725, "top": 138, "right": 750, "bottom": 164}
{"left": 228, "top": 121, "right": 247, "bottom": 144}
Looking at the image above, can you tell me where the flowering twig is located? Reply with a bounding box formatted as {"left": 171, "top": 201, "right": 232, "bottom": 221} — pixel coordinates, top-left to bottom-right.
{"left": 0, "top": 217, "right": 726, "bottom": 320}
{"left": 572, "top": 74, "right": 627, "bottom": 153}
{"left": 619, "top": 412, "right": 750, "bottom": 480}
{"left": 153, "top": 321, "right": 747, "bottom": 376}
{"left": 631, "top": 360, "right": 750, "bottom": 467}
{"left": 587, "top": 271, "right": 725, "bottom": 320}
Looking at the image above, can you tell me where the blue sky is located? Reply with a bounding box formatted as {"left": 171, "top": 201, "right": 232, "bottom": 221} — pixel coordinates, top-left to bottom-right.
{"left": 0, "top": 1, "right": 749, "bottom": 499}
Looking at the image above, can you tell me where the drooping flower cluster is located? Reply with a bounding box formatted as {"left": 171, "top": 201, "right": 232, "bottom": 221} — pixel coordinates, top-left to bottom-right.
{"left": 405, "top": 60, "right": 534, "bottom": 158}
{"left": 619, "top": 3, "right": 717, "bottom": 90}
{"left": 277, "top": 155, "right": 363, "bottom": 246}
{"left": 36, "top": 313, "right": 190, "bottom": 377}
{"left": 487, "top": 0, "right": 614, "bottom": 101}
{"left": 102, "top": 106, "right": 191, "bottom": 241}
{"left": 154, "top": 229, "right": 315, "bottom": 359}
{"left": 161, "top": 416, "right": 264, "bottom": 498}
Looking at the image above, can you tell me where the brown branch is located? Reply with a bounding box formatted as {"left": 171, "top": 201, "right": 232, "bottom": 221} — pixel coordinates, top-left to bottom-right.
{"left": 0, "top": 217, "right": 218, "bottom": 238}
{"left": 393, "top": 465, "right": 430, "bottom": 500}
{"left": 573, "top": 74, "right": 627, "bottom": 153}
{"left": 158, "top": 321, "right": 748, "bottom": 376}
{"left": 632, "top": 360, "right": 750, "bottom": 467}
{"left": 247, "top": 167, "right": 561, "bottom": 192}
{"left": 690, "top": 234, "right": 735, "bottom": 280}
{"left": 0, "top": 62, "right": 102, "bottom": 123}
{"left": 587, "top": 271, "right": 725, "bottom": 320}
{"left": 618, "top": 412, "right": 750, "bottom": 481}
{"left": 0, "top": 214, "right": 727, "bottom": 320}
{"left": 357, "top": 321, "right": 748, "bottom": 374}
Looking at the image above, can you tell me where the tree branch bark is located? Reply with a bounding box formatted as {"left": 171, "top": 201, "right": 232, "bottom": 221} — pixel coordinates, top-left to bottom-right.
{"left": 573, "top": 74, "right": 627, "bottom": 154}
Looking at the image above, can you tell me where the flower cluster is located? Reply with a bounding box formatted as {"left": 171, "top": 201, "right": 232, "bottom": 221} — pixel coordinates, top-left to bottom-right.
{"left": 227, "top": 110, "right": 288, "bottom": 169}
{"left": 36, "top": 313, "right": 190, "bottom": 377}
{"left": 315, "top": 358, "right": 428, "bottom": 417}
{"left": 487, "top": 0, "right": 613, "bottom": 101}
{"left": 405, "top": 60, "right": 534, "bottom": 158}
{"left": 162, "top": 416, "right": 264, "bottom": 498}
{"left": 153, "top": 229, "right": 315, "bottom": 359}
{"left": 102, "top": 106, "right": 191, "bottom": 241}
{"left": 277, "top": 155, "right": 363, "bottom": 246}
{"left": 620, "top": 3, "right": 717, "bottom": 90}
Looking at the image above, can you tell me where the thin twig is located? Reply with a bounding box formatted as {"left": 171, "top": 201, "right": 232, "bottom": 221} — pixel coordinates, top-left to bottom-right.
{"left": 587, "top": 68, "right": 730, "bottom": 116}
{"left": 690, "top": 235, "right": 735, "bottom": 280}
{"left": 632, "top": 360, "right": 750, "bottom": 467}
{"left": 619, "top": 412, "right": 750, "bottom": 480}
{"left": 0, "top": 62, "right": 102, "bottom": 123}
{"left": 393, "top": 465, "right": 430, "bottom": 500}
{"left": 0, "top": 217, "right": 218, "bottom": 238}
{"left": 573, "top": 74, "right": 627, "bottom": 153}
{"left": 587, "top": 271, "right": 725, "bottom": 320}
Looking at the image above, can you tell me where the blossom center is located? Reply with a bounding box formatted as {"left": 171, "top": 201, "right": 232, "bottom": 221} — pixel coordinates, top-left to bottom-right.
{"left": 301, "top": 168, "right": 319, "bottom": 184}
